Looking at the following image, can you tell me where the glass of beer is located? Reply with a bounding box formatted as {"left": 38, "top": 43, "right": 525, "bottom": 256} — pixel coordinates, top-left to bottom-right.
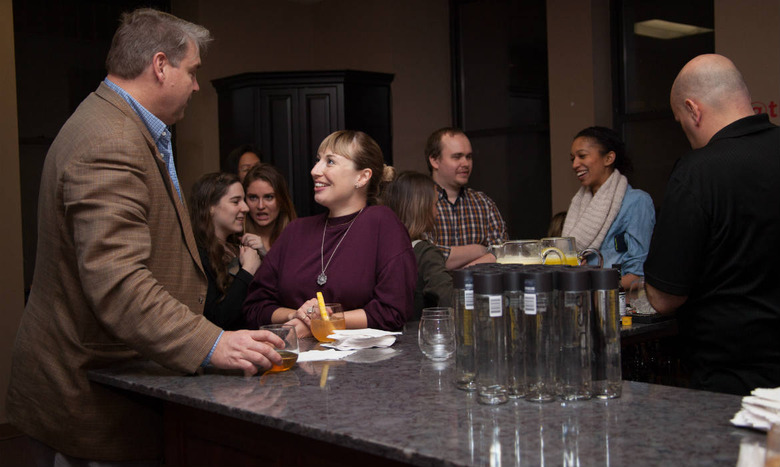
{"left": 260, "top": 324, "right": 299, "bottom": 373}
{"left": 309, "top": 303, "right": 346, "bottom": 342}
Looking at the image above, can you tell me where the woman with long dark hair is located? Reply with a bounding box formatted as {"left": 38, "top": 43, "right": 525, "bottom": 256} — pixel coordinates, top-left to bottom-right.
{"left": 190, "top": 172, "right": 261, "bottom": 330}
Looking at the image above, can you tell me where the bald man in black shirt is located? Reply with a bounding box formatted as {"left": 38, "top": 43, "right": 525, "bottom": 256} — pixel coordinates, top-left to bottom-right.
{"left": 644, "top": 54, "right": 780, "bottom": 395}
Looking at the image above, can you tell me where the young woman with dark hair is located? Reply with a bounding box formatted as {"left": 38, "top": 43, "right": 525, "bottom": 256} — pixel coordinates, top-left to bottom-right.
{"left": 563, "top": 126, "right": 655, "bottom": 288}
{"left": 190, "top": 172, "right": 261, "bottom": 330}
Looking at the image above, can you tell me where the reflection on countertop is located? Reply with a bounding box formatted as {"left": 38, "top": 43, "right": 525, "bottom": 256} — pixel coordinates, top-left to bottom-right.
{"left": 89, "top": 325, "right": 755, "bottom": 467}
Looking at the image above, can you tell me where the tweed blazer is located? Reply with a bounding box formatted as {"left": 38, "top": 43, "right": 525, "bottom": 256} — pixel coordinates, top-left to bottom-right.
{"left": 6, "top": 82, "right": 222, "bottom": 461}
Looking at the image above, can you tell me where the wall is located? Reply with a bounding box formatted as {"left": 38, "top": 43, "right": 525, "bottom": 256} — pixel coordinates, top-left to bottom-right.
{"left": 715, "top": 0, "right": 780, "bottom": 126}
{"left": 0, "top": 0, "right": 25, "bottom": 423}
{"left": 546, "top": 0, "right": 612, "bottom": 215}
{"left": 546, "top": 0, "right": 780, "bottom": 217}
{"left": 172, "top": 0, "right": 452, "bottom": 197}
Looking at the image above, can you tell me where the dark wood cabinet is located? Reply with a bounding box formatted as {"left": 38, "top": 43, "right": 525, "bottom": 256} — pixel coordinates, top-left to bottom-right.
{"left": 212, "top": 70, "right": 394, "bottom": 217}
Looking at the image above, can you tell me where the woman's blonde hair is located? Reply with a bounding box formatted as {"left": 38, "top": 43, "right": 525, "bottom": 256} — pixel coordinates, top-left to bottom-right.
{"left": 318, "top": 130, "right": 394, "bottom": 204}
{"left": 380, "top": 171, "right": 436, "bottom": 241}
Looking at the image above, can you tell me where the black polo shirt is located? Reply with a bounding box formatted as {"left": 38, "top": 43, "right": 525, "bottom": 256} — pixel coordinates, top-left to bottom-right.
{"left": 644, "top": 114, "right": 780, "bottom": 395}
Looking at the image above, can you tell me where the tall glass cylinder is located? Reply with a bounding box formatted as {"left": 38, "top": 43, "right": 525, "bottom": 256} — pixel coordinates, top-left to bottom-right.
{"left": 453, "top": 269, "right": 476, "bottom": 391}
{"left": 590, "top": 268, "right": 622, "bottom": 398}
{"left": 503, "top": 266, "right": 525, "bottom": 398}
{"left": 474, "top": 270, "right": 507, "bottom": 405}
{"left": 524, "top": 269, "right": 556, "bottom": 402}
{"left": 557, "top": 269, "right": 592, "bottom": 400}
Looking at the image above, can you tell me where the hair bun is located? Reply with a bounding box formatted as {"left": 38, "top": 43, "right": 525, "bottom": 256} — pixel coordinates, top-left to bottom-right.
{"left": 381, "top": 164, "right": 396, "bottom": 182}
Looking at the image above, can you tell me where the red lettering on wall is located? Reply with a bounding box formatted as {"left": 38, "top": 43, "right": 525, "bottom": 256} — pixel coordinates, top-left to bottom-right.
{"left": 752, "top": 101, "right": 778, "bottom": 118}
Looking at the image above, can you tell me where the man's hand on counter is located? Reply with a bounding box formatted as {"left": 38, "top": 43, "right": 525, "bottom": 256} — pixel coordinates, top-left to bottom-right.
{"left": 210, "top": 330, "right": 285, "bottom": 376}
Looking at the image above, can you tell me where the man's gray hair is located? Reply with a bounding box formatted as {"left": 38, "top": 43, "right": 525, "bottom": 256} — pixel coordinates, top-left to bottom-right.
{"left": 105, "top": 8, "right": 212, "bottom": 79}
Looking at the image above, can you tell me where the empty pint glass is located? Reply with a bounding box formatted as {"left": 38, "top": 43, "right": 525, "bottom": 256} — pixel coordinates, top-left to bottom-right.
{"left": 590, "top": 268, "right": 622, "bottom": 398}
{"left": 503, "top": 267, "right": 525, "bottom": 398}
{"left": 524, "top": 269, "right": 556, "bottom": 402}
{"left": 453, "top": 269, "right": 477, "bottom": 391}
{"left": 557, "top": 269, "right": 592, "bottom": 400}
{"left": 473, "top": 271, "right": 508, "bottom": 405}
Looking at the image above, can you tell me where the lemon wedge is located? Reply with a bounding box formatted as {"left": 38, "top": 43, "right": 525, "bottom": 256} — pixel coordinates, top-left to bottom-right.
{"left": 316, "top": 291, "right": 329, "bottom": 321}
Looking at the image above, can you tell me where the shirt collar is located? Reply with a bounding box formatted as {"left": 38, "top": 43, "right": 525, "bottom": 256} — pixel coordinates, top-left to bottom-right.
{"left": 709, "top": 113, "right": 774, "bottom": 145}
{"left": 434, "top": 183, "right": 466, "bottom": 204}
{"left": 103, "top": 77, "right": 171, "bottom": 148}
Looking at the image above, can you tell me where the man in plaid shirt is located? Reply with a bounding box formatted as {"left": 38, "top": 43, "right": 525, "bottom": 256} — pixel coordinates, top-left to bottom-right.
{"left": 425, "top": 127, "right": 508, "bottom": 269}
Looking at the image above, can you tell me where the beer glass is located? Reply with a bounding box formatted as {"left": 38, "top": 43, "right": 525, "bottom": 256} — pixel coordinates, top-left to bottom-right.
{"left": 260, "top": 324, "right": 299, "bottom": 373}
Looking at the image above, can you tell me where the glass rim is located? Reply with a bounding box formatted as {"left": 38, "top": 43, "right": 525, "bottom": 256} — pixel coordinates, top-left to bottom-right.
{"left": 260, "top": 323, "right": 295, "bottom": 329}
{"left": 420, "top": 314, "right": 453, "bottom": 320}
{"left": 311, "top": 311, "right": 345, "bottom": 320}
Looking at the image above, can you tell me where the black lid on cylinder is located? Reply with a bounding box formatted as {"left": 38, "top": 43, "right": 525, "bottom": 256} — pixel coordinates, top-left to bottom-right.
{"left": 452, "top": 269, "right": 474, "bottom": 289}
{"left": 557, "top": 268, "right": 591, "bottom": 292}
{"left": 474, "top": 271, "right": 503, "bottom": 295}
{"left": 524, "top": 270, "right": 553, "bottom": 293}
{"left": 590, "top": 268, "right": 620, "bottom": 290}
{"left": 502, "top": 268, "right": 525, "bottom": 291}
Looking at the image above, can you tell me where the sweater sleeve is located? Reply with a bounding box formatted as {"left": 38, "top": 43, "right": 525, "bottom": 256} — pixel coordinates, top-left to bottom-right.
{"left": 243, "top": 230, "right": 287, "bottom": 329}
{"left": 418, "top": 242, "right": 454, "bottom": 309}
{"left": 362, "top": 208, "right": 417, "bottom": 330}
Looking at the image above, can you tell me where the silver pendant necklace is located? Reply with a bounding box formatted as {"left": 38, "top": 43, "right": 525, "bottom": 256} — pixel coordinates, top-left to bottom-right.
{"left": 318, "top": 208, "right": 364, "bottom": 286}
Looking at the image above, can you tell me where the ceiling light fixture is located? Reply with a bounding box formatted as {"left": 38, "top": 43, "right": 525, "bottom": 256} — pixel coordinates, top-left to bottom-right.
{"left": 634, "top": 19, "right": 713, "bottom": 40}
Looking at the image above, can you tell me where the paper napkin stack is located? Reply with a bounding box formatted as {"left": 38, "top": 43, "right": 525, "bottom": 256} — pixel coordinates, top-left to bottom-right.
{"left": 731, "top": 387, "right": 780, "bottom": 431}
{"left": 323, "top": 329, "right": 402, "bottom": 351}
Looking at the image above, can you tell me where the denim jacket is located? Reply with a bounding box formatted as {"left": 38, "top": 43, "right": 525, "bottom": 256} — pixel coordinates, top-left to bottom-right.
{"left": 588, "top": 185, "right": 655, "bottom": 277}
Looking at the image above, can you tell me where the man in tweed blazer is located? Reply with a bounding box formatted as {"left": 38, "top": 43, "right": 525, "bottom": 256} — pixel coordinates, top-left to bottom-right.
{"left": 6, "top": 9, "right": 282, "bottom": 464}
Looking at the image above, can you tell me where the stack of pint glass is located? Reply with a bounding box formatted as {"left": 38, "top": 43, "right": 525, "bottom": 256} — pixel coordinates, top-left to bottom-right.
{"left": 452, "top": 263, "right": 623, "bottom": 405}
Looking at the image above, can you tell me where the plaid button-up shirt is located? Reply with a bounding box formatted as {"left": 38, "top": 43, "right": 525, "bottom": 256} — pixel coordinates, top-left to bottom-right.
{"left": 431, "top": 184, "right": 508, "bottom": 259}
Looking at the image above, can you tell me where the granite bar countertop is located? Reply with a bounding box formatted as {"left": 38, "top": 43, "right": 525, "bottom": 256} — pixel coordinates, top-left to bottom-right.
{"left": 89, "top": 323, "right": 762, "bottom": 466}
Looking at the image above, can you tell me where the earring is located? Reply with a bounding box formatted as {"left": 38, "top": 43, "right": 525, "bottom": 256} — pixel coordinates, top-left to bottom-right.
{"left": 355, "top": 183, "right": 362, "bottom": 189}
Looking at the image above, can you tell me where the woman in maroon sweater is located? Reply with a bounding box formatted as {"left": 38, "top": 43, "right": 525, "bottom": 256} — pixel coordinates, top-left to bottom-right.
{"left": 243, "top": 131, "right": 416, "bottom": 336}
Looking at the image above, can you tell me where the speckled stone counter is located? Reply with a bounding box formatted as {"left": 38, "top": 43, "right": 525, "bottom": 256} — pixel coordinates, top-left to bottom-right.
{"left": 88, "top": 324, "right": 760, "bottom": 466}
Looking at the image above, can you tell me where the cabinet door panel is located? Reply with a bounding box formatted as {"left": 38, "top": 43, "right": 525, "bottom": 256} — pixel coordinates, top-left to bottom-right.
{"left": 259, "top": 88, "right": 298, "bottom": 210}
{"left": 297, "top": 86, "right": 341, "bottom": 216}
{"left": 217, "top": 86, "right": 258, "bottom": 170}
{"left": 213, "top": 72, "right": 393, "bottom": 218}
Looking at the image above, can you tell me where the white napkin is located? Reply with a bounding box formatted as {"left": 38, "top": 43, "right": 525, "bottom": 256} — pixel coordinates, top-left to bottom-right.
{"left": 297, "top": 349, "right": 357, "bottom": 362}
{"left": 731, "top": 386, "right": 780, "bottom": 431}
{"left": 321, "top": 329, "right": 402, "bottom": 351}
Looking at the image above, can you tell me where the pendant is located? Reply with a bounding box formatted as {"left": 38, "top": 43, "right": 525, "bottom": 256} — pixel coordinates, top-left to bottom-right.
{"left": 317, "top": 273, "right": 327, "bottom": 286}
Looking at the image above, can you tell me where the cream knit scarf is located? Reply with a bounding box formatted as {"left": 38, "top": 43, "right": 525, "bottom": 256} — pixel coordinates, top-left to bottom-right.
{"left": 562, "top": 169, "right": 628, "bottom": 251}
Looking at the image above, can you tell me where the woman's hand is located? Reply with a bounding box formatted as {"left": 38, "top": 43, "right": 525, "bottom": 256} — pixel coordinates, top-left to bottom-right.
{"left": 239, "top": 245, "right": 261, "bottom": 275}
{"left": 241, "top": 233, "right": 267, "bottom": 257}
{"left": 288, "top": 298, "right": 319, "bottom": 327}
{"left": 285, "top": 317, "right": 312, "bottom": 339}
